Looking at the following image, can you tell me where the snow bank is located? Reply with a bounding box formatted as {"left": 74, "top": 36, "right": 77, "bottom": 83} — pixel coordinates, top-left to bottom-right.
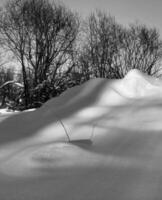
{"left": 0, "top": 108, "right": 18, "bottom": 114}
{"left": 0, "top": 70, "right": 162, "bottom": 166}
{"left": 117, "top": 69, "right": 162, "bottom": 98}
{"left": 1, "top": 69, "right": 162, "bottom": 199}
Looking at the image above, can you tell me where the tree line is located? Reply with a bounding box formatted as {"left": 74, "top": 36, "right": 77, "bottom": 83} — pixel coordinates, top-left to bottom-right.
{"left": 0, "top": 0, "right": 162, "bottom": 109}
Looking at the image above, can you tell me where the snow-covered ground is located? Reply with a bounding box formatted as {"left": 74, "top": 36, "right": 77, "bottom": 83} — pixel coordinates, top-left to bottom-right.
{"left": 1, "top": 69, "right": 162, "bottom": 200}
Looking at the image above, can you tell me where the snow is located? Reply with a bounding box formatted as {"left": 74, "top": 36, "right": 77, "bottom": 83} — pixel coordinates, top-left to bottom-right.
{"left": 0, "top": 81, "right": 23, "bottom": 89}
{"left": 0, "top": 108, "right": 18, "bottom": 114}
{"left": 115, "top": 69, "right": 162, "bottom": 98}
{"left": 1, "top": 69, "right": 162, "bottom": 199}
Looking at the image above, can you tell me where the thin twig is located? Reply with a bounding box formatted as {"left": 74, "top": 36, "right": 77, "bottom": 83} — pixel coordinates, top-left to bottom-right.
{"left": 56, "top": 115, "right": 70, "bottom": 142}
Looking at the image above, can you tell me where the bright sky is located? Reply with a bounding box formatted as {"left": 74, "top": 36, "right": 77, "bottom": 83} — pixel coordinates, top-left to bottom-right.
{"left": 60, "top": 0, "right": 162, "bottom": 37}
{"left": 0, "top": 0, "right": 162, "bottom": 36}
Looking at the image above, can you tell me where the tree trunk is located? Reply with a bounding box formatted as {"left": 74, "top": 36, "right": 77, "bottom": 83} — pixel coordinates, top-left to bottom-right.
{"left": 21, "top": 60, "right": 30, "bottom": 109}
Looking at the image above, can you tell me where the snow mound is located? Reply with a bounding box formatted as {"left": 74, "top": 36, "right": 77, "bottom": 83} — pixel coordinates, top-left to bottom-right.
{"left": 1, "top": 70, "right": 162, "bottom": 199}
{"left": 1, "top": 69, "right": 162, "bottom": 178}
{"left": 41, "top": 69, "right": 162, "bottom": 112}
{"left": 116, "top": 69, "right": 162, "bottom": 98}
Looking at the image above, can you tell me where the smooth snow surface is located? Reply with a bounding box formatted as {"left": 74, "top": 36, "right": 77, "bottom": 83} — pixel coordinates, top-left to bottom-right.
{"left": 1, "top": 69, "right": 162, "bottom": 200}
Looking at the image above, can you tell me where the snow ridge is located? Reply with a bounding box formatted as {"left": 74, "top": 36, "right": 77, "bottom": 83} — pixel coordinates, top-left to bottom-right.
{"left": 116, "top": 69, "right": 162, "bottom": 98}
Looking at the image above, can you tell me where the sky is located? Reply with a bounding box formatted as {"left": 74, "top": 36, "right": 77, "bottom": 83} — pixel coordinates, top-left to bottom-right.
{"left": 59, "top": 0, "right": 162, "bottom": 37}
{"left": 0, "top": 0, "right": 161, "bottom": 36}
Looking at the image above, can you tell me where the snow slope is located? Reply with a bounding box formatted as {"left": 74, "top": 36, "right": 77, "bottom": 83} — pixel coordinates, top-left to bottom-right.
{"left": 1, "top": 69, "right": 162, "bottom": 200}
{"left": 118, "top": 69, "right": 162, "bottom": 97}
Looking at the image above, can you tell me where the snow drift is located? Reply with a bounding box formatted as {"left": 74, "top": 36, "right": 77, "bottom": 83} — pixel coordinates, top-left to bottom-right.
{"left": 1, "top": 69, "right": 162, "bottom": 200}
{"left": 118, "top": 69, "right": 162, "bottom": 98}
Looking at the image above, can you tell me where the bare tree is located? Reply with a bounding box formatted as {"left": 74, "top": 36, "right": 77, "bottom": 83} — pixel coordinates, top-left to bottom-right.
{"left": 114, "top": 23, "right": 162, "bottom": 77}
{"left": 79, "top": 11, "right": 162, "bottom": 79}
{"left": 0, "top": 0, "right": 79, "bottom": 108}
{"left": 78, "top": 11, "right": 126, "bottom": 79}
